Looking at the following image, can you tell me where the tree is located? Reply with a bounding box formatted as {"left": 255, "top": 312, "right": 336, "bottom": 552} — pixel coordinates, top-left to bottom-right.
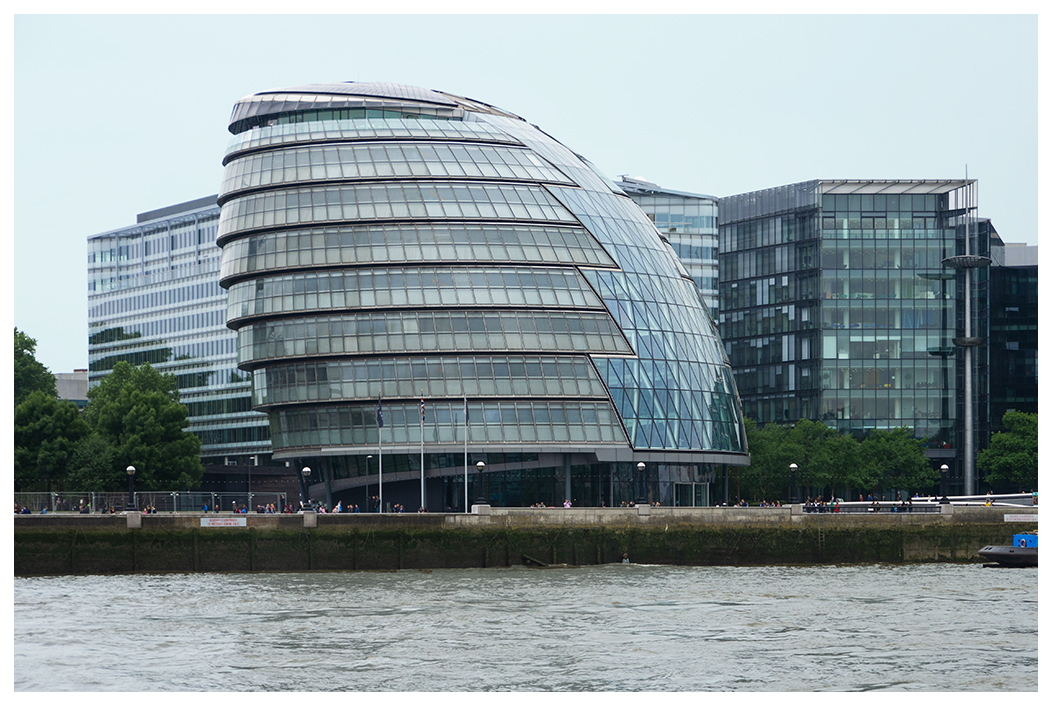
{"left": 856, "top": 427, "right": 935, "bottom": 496}
{"left": 787, "top": 420, "right": 840, "bottom": 499}
{"left": 66, "top": 433, "right": 119, "bottom": 492}
{"left": 14, "top": 390, "right": 89, "bottom": 491}
{"left": 84, "top": 361, "right": 204, "bottom": 491}
{"left": 743, "top": 418, "right": 865, "bottom": 503}
{"left": 823, "top": 431, "right": 860, "bottom": 499}
{"left": 14, "top": 327, "right": 56, "bottom": 408}
{"left": 741, "top": 418, "right": 799, "bottom": 502}
{"left": 978, "top": 411, "right": 1038, "bottom": 491}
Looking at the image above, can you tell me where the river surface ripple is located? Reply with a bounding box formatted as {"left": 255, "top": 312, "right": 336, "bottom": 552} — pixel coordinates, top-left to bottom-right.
{"left": 14, "top": 563, "right": 1037, "bottom": 691}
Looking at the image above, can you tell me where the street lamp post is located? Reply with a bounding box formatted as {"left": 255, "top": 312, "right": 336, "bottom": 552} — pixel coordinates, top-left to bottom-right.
{"left": 125, "top": 465, "right": 137, "bottom": 511}
{"left": 939, "top": 464, "right": 950, "bottom": 504}
{"left": 637, "top": 462, "right": 646, "bottom": 504}
{"left": 301, "top": 466, "right": 311, "bottom": 509}
{"left": 789, "top": 463, "right": 798, "bottom": 504}
{"left": 476, "top": 461, "right": 485, "bottom": 506}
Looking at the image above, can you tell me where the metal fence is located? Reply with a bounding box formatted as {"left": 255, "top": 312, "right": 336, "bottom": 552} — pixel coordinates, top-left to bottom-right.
{"left": 809, "top": 502, "right": 942, "bottom": 514}
{"left": 14, "top": 492, "right": 289, "bottom": 514}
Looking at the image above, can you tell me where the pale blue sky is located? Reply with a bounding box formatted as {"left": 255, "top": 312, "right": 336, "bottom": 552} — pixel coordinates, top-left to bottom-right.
{"left": 11, "top": 13, "right": 1039, "bottom": 374}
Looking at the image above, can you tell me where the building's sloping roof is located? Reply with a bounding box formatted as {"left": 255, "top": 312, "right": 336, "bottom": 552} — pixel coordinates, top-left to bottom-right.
{"left": 616, "top": 177, "right": 717, "bottom": 202}
{"left": 255, "top": 82, "right": 458, "bottom": 106}
{"left": 227, "top": 82, "right": 524, "bottom": 132}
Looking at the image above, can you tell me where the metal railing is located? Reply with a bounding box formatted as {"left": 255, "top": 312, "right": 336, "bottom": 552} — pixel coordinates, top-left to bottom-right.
{"left": 811, "top": 502, "right": 941, "bottom": 514}
{"left": 14, "top": 492, "right": 289, "bottom": 514}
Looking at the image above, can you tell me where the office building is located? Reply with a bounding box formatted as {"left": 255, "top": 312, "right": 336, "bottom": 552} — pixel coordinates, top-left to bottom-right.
{"left": 217, "top": 81, "right": 748, "bottom": 509}
{"left": 55, "top": 370, "right": 89, "bottom": 410}
{"left": 718, "top": 179, "right": 989, "bottom": 494}
{"left": 988, "top": 232, "right": 1038, "bottom": 434}
{"left": 87, "top": 196, "right": 271, "bottom": 467}
{"left": 617, "top": 177, "right": 720, "bottom": 319}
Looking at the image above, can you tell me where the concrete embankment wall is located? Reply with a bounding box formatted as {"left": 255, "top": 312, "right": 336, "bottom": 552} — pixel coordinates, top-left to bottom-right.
{"left": 13, "top": 506, "right": 1036, "bottom": 576}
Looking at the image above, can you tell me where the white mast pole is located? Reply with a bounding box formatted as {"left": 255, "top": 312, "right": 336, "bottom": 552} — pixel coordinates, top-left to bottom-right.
{"left": 464, "top": 397, "right": 469, "bottom": 513}
{"left": 378, "top": 396, "right": 383, "bottom": 513}
{"left": 416, "top": 395, "right": 420, "bottom": 511}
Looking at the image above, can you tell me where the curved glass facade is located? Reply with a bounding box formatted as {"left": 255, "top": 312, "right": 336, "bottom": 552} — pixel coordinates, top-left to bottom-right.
{"left": 219, "top": 82, "right": 746, "bottom": 509}
{"left": 218, "top": 223, "right": 614, "bottom": 281}
{"left": 253, "top": 355, "right": 608, "bottom": 407}
{"left": 226, "top": 265, "right": 603, "bottom": 323}
{"left": 220, "top": 141, "right": 571, "bottom": 197}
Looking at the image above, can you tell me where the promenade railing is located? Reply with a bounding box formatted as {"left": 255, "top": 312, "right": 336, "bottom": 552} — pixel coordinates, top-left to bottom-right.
{"left": 14, "top": 491, "right": 289, "bottom": 514}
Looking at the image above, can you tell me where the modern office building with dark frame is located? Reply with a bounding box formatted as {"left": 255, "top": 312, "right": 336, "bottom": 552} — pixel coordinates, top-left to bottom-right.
{"left": 718, "top": 179, "right": 991, "bottom": 495}
{"left": 217, "top": 82, "right": 748, "bottom": 511}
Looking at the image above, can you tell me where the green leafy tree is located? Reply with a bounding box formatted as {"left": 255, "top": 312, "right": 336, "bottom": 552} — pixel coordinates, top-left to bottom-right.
{"left": 66, "top": 433, "right": 120, "bottom": 492}
{"left": 14, "top": 327, "right": 56, "bottom": 408}
{"left": 84, "top": 361, "right": 203, "bottom": 490}
{"left": 787, "top": 420, "right": 839, "bottom": 500}
{"left": 14, "top": 390, "right": 89, "bottom": 491}
{"left": 824, "top": 431, "right": 860, "bottom": 499}
{"left": 856, "top": 427, "right": 935, "bottom": 495}
{"left": 978, "top": 411, "right": 1038, "bottom": 491}
{"left": 743, "top": 418, "right": 866, "bottom": 503}
{"left": 742, "top": 418, "right": 800, "bottom": 502}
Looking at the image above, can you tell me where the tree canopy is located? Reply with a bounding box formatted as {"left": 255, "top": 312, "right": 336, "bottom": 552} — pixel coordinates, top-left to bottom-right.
{"left": 83, "top": 361, "right": 204, "bottom": 491}
{"left": 856, "top": 427, "right": 937, "bottom": 494}
{"left": 978, "top": 411, "right": 1038, "bottom": 491}
{"left": 14, "top": 327, "right": 56, "bottom": 408}
{"left": 742, "top": 418, "right": 934, "bottom": 502}
{"left": 14, "top": 390, "right": 89, "bottom": 492}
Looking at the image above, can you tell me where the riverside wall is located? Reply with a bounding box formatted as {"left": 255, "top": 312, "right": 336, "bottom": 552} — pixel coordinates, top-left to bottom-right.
{"left": 13, "top": 506, "right": 1037, "bottom": 576}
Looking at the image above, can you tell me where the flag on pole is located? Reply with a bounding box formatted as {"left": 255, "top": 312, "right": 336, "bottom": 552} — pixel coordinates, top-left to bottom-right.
{"left": 377, "top": 396, "right": 384, "bottom": 428}
{"left": 421, "top": 397, "right": 425, "bottom": 422}
{"left": 464, "top": 396, "right": 469, "bottom": 423}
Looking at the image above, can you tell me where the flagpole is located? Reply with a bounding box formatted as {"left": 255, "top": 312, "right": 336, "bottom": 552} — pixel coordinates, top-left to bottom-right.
{"left": 377, "top": 396, "right": 383, "bottom": 514}
{"left": 467, "top": 397, "right": 471, "bottom": 513}
{"left": 416, "top": 397, "right": 420, "bottom": 509}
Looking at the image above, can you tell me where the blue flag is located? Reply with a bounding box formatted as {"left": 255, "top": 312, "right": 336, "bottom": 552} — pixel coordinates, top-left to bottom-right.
{"left": 377, "top": 397, "right": 384, "bottom": 428}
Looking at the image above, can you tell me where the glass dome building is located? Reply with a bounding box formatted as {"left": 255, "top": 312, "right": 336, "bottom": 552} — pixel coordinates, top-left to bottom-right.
{"left": 218, "top": 82, "right": 747, "bottom": 510}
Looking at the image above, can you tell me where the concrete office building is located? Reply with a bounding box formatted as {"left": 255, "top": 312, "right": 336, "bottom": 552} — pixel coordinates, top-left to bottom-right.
{"left": 718, "top": 179, "right": 989, "bottom": 495}
{"left": 87, "top": 197, "right": 272, "bottom": 467}
{"left": 218, "top": 82, "right": 748, "bottom": 510}
{"left": 617, "top": 177, "right": 720, "bottom": 319}
{"left": 55, "top": 370, "right": 89, "bottom": 410}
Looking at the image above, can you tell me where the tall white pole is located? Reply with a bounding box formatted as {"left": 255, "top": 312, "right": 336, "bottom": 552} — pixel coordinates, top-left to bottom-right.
{"left": 416, "top": 397, "right": 420, "bottom": 509}
{"left": 377, "top": 396, "right": 383, "bottom": 514}
{"left": 464, "top": 397, "right": 469, "bottom": 513}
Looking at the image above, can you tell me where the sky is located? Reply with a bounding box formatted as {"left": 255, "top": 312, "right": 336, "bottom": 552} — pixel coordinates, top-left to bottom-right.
{"left": 8, "top": 11, "right": 1042, "bottom": 376}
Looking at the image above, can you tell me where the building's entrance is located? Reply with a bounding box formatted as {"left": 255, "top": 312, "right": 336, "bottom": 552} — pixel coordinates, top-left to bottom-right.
{"left": 674, "top": 482, "right": 709, "bottom": 507}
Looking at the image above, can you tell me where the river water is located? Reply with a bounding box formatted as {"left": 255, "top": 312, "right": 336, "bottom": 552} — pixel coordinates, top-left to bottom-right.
{"left": 14, "top": 563, "right": 1037, "bottom": 692}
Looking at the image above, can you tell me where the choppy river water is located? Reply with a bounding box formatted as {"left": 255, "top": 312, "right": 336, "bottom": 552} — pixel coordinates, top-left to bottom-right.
{"left": 14, "top": 563, "right": 1037, "bottom": 691}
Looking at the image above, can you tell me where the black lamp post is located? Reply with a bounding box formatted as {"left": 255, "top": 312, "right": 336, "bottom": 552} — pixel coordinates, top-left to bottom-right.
{"left": 474, "top": 461, "right": 486, "bottom": 505}
{"left": 125, "top": 465, "right": 137, "bottom": 511}
{"left": 939, "top": 464, "right": 950, "bottom": 504}
{"left": 637, "top": 462, "right": 646, "bottom": 504}
{"left": 789, "top": 463, "right": 798, "bottom": 504}
{"left": 301, "top": 466, "right": 311, "bottom": 508}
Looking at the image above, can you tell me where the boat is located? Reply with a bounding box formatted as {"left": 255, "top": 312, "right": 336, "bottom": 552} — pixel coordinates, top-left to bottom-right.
{"left": 978, "top": 532, "right": 1037, "bottom": 567}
